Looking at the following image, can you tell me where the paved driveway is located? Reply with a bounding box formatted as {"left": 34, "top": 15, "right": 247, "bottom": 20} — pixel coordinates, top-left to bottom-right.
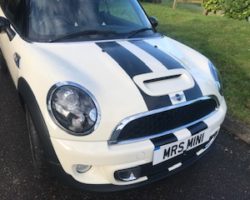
{"left": 0, "top": 71, "right": 249, "bottom": 200}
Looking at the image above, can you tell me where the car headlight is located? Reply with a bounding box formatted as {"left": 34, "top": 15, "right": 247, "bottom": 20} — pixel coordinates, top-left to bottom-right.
{"left": 208, "top": 61, "right": 223, "bottom": 95}
{"left": 47, "top": 82, "right": 100, "bottom": 136}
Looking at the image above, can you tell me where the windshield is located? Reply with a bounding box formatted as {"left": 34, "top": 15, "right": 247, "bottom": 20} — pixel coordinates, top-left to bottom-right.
{"left": 28, "top": 0, "right": 154, "bottom": 42}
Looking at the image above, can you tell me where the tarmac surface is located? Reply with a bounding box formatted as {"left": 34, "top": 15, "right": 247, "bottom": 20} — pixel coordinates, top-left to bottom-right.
{"left": 0, "top": 71, "right": 250, "bottom": 200}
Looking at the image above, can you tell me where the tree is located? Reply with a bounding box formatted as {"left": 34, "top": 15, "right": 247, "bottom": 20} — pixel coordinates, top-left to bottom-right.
{"left": 140, "top": 0, "right": 162, "bottom": 3}
{"left": 203, "top": 0, "right": 250, "bottom": 20}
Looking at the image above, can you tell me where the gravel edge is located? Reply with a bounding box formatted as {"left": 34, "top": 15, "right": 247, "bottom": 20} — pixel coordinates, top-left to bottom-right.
{"left": 222, "top": 115, "right": 250, "bottom": 144}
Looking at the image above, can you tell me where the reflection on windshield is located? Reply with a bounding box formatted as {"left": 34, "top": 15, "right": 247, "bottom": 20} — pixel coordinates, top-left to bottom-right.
{"left": 28, "top": 0, "right": 153, "bottom": 42}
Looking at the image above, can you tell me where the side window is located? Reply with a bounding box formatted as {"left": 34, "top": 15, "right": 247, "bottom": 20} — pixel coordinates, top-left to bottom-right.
{"left": 5, "top": 0, "right": 25, "bottom": 32}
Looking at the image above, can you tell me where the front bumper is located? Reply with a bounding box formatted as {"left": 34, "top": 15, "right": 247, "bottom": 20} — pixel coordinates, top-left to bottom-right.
{"left": 50, "top": 98, "right": 226, "bottom": 191}
{"left": 51, "top": 140, "right": 214, "bottom": 192}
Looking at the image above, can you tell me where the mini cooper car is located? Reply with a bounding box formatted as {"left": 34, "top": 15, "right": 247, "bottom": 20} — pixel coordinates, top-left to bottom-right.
{"left": 0, "top": 0, "right": 226, "bottom": 191}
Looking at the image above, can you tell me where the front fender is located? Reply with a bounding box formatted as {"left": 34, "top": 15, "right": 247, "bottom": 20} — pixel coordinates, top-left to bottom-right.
{"left": 18, "top": 77, "right": 59, "bottom": 164}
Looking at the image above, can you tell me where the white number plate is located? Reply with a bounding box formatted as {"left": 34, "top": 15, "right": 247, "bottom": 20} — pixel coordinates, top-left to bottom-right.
{"left": 153, "top": 131, "right": 208, "bottom": 165}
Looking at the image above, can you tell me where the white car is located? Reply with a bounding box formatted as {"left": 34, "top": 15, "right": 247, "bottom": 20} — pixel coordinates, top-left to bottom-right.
{"left": 0, "top": 0, "right": 226, "bottom": 191}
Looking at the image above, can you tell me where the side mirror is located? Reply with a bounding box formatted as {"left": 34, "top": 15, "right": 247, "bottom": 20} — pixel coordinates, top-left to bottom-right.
{"left": 0, "top": 16, "right": 16, "bottom": 41}
{"left": 0, "top": 16, "right": 10, "bottom": 32}
{"left": 149, "top": 16, "right": 158, "bottom": 28}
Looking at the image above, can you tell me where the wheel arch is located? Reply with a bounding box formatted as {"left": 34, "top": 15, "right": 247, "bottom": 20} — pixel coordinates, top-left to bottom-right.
{"left": 17, "top": 77, "right": 60, "bottom": 165}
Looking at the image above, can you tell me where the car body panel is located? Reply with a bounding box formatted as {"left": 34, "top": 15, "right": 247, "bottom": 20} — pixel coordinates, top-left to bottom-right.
{"left": 51, "top": 97, "right": 226, "bottom": 185}
{"left": 0, "top": 32, "right": 225, "bottom": 142}
{"left": 0, "top": 2, "right": 227, "bottom": 188}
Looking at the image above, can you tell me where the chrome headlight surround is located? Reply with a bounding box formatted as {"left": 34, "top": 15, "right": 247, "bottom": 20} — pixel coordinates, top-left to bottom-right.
{"left": 47, "top": 82, "right": 101, "bottom": 136}
{"left": 208, "top": 61, "right": 223, "bottom": 95}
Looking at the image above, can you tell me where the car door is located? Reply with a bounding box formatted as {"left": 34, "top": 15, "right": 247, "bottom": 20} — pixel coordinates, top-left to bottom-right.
{"left": 0, "top": 0, "right": 25, "bottom": 86}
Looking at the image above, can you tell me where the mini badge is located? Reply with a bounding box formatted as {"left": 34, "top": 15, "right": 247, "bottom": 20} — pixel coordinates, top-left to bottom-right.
{"left": 169, "top": 92, "right": 186, "bottom": 105}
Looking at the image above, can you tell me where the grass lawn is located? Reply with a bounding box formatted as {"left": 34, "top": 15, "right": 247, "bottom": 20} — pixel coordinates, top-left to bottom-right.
{"left": 142, "top": 2, "right": 250, "bottom": 125}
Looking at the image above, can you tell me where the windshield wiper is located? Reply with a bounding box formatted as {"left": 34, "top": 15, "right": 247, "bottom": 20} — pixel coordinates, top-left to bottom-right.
{"left": 50, "top": 30, "right": 119, "bottom": 42}
{"left": 127, "top": 28, "right": 155, "bottom": 38}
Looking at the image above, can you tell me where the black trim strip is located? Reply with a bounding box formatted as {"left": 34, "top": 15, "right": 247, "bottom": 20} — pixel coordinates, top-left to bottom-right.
{"left": 139, "top": 93, "right": 172, "bottom": 111}
{"left": 18, "top": 78, "right": 59, "bottom": 164}
{"left": 96, "top": 42, "right": 172, "bottom": 110}
{"left": 97, "top": 42, "right": 151, "bottom": 77}
{"left": 144, "top": 74, "right": 181, "bottom": 84}
{"left": 187, "top": 121, "right": 208, "bottom": 136}
{"left": 130, "top": 40, "right": 183, "bottom": 70}
{"left": 185, "top": 82, "right": 203, "bottom": 101}
{"left": 151, "top": 133, "right": 177, "bottom": 147}
{"left": 130, "top": 40, "right": 203, "bottom": 100}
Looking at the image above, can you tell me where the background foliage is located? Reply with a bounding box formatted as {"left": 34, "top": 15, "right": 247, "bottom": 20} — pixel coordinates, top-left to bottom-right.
{"left": 141, "top": 0, "right": 250, "bottom": 20}
{"left": 142, "top": 2, "right": 250, "bottom": 124}
{"left": 223, "top": 0, "right": 250, "bottom": 20}
{"left": 203, "top": 0, "right": 225, "bottom": 13}
{"left": 203, "top": 0, "right": 250, "bottom": 20}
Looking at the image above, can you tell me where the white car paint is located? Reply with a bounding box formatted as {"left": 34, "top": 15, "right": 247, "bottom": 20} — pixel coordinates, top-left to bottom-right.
{"left": 0, "top": 7, "right": 226, "bottom": 188}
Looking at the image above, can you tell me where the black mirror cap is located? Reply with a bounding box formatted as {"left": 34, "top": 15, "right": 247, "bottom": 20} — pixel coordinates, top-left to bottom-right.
{"left": 149, "top": 16, "right": 159, "bottom": 28}
{"left": 0, "top": 17, "right": 16, "bottom": 41}
{"left": 0, "top": 16, "right": 10, "bottom": 31}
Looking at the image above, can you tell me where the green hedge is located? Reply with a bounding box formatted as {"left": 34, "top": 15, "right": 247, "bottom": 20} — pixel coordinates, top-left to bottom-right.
{"left": 140, "top": 0, "right": 162, "bottom": 3}
{"left": 203, "top": 0, "right": 224, "bottom": 13}
{"left": 224, "top": 0, "right": 250, "bottom": 20}
{"left": 203, "top": 0, "right": 250, "bottom": 20}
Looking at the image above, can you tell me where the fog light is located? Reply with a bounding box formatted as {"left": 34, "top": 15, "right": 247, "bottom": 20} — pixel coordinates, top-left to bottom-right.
{"left": 75, "top": 164, "right": 91, "bottom": 174}
{"left": 114, "top": 167, "right": 141, "bottom": 182}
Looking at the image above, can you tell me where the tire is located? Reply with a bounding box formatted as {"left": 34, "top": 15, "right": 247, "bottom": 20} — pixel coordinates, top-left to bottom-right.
{"left": 25, "top": 105, "right": 48, "bottom": 174}
{"left": 0, "top": 50, "right": 8, "bottom": 73}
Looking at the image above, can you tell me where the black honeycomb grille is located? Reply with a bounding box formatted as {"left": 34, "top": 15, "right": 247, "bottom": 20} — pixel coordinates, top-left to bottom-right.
{"left": 114, "top": 98, "right": 217, "bottom": 142}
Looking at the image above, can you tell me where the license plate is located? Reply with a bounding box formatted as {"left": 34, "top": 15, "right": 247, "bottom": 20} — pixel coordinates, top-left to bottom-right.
{"left": 153, "top": 131, "right": 207, "bottom": 165}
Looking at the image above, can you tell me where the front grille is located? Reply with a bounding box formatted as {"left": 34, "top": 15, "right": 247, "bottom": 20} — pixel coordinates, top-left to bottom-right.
{"left": 111, "top": 97, "right": 218, "bottom": 143}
